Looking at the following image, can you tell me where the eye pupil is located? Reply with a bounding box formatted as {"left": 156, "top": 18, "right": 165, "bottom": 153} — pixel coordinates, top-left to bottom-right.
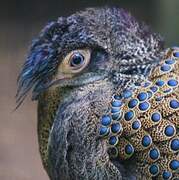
{"left": 70, "top": 53, "right": 84, "bottom": 67}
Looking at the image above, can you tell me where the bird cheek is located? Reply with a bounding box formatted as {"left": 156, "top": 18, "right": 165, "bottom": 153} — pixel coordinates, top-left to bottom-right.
{"left": 54, "top": 72, "right": 73, "bottom": 81}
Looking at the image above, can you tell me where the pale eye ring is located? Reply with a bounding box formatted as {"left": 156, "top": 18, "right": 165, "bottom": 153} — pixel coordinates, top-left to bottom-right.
{"left": 59, "top": 49, "right": 90, "bottom": 74}
{"left": 70, "top": 53, "right": 85, "bottom": 67}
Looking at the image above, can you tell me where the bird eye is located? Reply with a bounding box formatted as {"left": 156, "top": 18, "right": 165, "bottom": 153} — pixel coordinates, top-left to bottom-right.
{"left": 58, "top": 49, "right": 91, "bottom": 75}
{"left": 69, "top": 52, "right": 85, "bottom": 68}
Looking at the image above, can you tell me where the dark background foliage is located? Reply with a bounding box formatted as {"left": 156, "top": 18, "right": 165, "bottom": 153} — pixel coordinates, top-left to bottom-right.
{"left": 0, "top": 0, "right": 179, "bottom": 179}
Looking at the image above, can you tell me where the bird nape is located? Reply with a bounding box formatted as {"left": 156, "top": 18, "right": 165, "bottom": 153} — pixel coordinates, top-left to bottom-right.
{"left": 16, "top": 7, "right": 179, "bottom": 180}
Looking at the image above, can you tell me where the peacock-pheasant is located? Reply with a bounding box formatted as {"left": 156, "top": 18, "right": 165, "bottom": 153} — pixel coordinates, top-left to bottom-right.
{"left": 17, "top": 7, "right": 179, "bottom": 180}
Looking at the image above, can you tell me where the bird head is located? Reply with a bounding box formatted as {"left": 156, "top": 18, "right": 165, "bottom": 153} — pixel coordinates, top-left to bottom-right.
{"left": 17, "top": 7, "right": 164, "bottom": 104}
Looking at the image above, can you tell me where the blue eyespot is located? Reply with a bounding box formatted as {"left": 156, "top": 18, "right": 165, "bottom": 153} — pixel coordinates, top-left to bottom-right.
{"left": 163, "top": 88, "right": 172, "bottom": 94}
{"left": 70, "top": 53, "right": 85, "bottom": 67}
{"left": 101, "top": 115, "right": 111, "bottom": 126}
{"left": 165, "top": 59, "right": 175, "bottom": 65}
{"left": 169, "top": 99, "right": 179, "bottom": 109}
{"left": 147, "top": 91, "right": 153, "bottom": 99}
{"left": 137, "top": 92, "right": 148, "bottom": 101}
{"left": 173, "top": 51, "right": 179, "bottom": 57}
{"left": 124, "top": 111, "right": 134, "bottom": 121}
{"left": 109, "top": 136, "right": 118, "bottom": 146}
{"left": 160, "top": 64, "right": 171, "bottom": 72}
{"left": 143, "top": 81, "right": 151, "bottom": 87}
{"left": 151, "top": 112, "right": 161, "bottom": 122}
{"left": 164, "top": 125, "right": 175, "bottom": 137}
{"left": 167, "top": 79, "right": 178, "bottom": 87}
{"left": 111, "top": 108, "right": 120, "bottom": 113}
{"left": 111, "top": 123, "right": 122, "bottom": 134}
{"left": 149, "top": 164, "right": 159, "bottom": 176}
{"left": 150, "top": 86, "right": 158, "bottom": 93}
{"left": 111, "top": 100, "right": 123, "bottom": 107}
{"left": 122, "top": 90, "right": 132, "bottom": 99}
{"left": 113, "top": 95, "right": 122, "bottom": 100}
{"left": 149, "top": 148, "right": 160, "bottom": 160}
{"left": 155, "top": 96, "right": 163, "bottom": 102}
{"left": 142, "top": 135, "right": 152, "bottom": 147}
{"left": 155, "top": 80, "right": 165, "bottom": 87}
{"left": 128, "top": 99, "right": 138, "bottom": 108}
{"left": 138, "top": 102, "right": 150, "bottom": 111}
{"left": 162, "top": 171, "right": 172, "bottom": 179}
{"left": 99, "top": 126, "right": 109, "bottom": 136}
{"left": 169, "top": 160, "right": 179, "bottom": 170}
{"left": 125, "top": 144, "right": 134, "bottom": 155}
{"left": 111, "top": 112, "right": 122, "bottom": 121}
{"left": 170, "top": 138, "right": 179, "bottom": 151}
{"left": 132, "top": 120, "right": 141, "bottom": 130}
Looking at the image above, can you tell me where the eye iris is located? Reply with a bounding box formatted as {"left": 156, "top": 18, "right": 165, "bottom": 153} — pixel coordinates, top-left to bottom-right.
{"left": 70, "top": 53, "right": 84, "bottom": 67}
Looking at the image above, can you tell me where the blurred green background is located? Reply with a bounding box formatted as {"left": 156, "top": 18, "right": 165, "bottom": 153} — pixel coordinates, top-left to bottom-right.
{"left": 0, "top": 0, "right": 179, "bottom": 179}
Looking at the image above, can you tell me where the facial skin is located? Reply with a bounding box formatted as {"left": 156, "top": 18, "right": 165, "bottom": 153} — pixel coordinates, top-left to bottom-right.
{"left": 17, "top": 7, "right": 164, "bottom": 180}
